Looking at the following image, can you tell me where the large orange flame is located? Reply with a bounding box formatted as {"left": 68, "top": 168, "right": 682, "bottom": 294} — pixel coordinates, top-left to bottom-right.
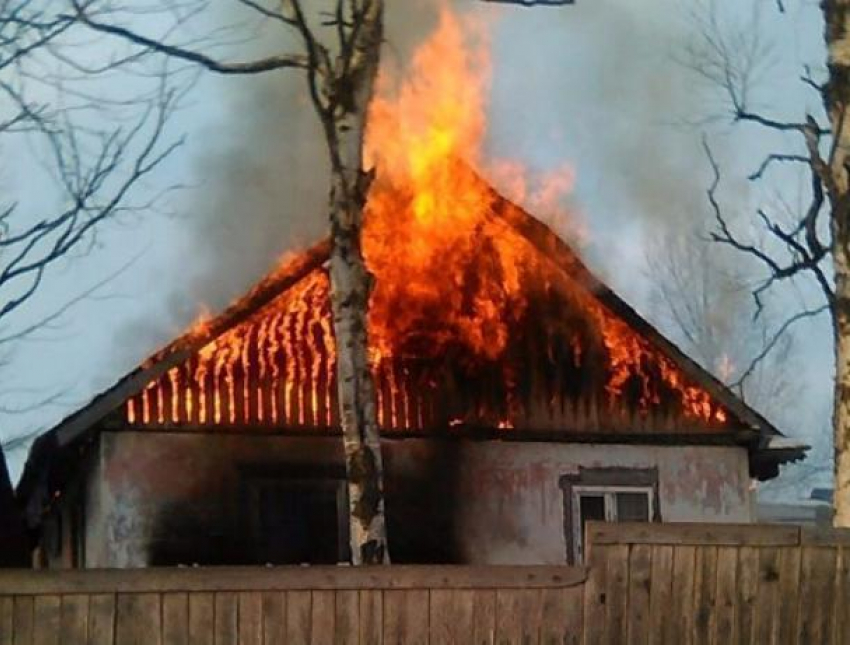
{"left": 126, "top": 7, "right": 727, "bottom": 431}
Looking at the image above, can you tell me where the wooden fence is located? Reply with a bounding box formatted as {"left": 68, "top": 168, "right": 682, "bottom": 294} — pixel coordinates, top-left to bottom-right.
{"left": 2, "top": 522, "right": 850, "bottom": 644}
{"left": 584, "top": 522, "right": 850, "bottom": 645}
{"left": 0, "top": 565, "right": 586, "bottom": 644}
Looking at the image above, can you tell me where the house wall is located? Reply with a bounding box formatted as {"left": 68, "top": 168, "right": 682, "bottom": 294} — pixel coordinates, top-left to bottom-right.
{"left": 84, "top": 430, "right": 753, "bottom": 568}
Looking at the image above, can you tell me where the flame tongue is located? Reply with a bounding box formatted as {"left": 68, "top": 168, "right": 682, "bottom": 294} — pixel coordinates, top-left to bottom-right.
{"left": 365, "top": 9, "right": 522, "bottom": 362}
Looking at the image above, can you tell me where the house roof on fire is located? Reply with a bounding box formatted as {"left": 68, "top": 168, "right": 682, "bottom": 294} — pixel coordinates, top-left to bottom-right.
{"left": 17, "top": 172, "right": 807, "bottom": 505}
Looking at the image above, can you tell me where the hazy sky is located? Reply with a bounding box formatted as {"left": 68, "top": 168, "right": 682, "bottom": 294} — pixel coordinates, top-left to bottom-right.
{"left": 1, "top": 0, "right": 833, "bottom": 489}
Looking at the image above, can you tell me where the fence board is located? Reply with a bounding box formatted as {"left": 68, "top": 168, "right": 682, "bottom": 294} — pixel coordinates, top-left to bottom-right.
{"left": 358, "top": 590, "right": 381, "bottom": 645}
{"left": 625, "top": 544, "right": 651, "bottom": 645}
{"left": 161, "top": 593, "right": 188, "bottom": 645}
{"left": 646, "top": 545, "right": 672, "bottom": 645}
{"left": 714, "top": 546, "right": 738, "bottom": 644}
{"left": 333, "top": 590, "right": 358, "bottom": 645}
{"left": 237, "top": 592, "right": 262, "bottom": 645}
{"left": 668, "top": 545, "right": 695, "bottom": 645}
{"left": 60, "top": 595, "right": 88, "bottom": 645}
{"left": 470, "top": 589, "right": 495, "bottom": 645}
{"left": 87, "top": 594, "right": 115, "bottom": 645}
{"left": 0, "top": 598, "right": 11, "bottom": 645}
{"left": 32, "top": 595, "right": 60, "bottom": 645}
{"left": 777, "top": 546, "right": 801, "bottom": 644}
{"left": 428, "top": 589, "right": 472, "bottom": 645}
{"left": 583, "top": 544, "right": 607, "bottom": 645}
{"left": 260, "top": 592, "right": 285, "bottom": 645}
{"left": 285, "top": 591, "right": 312, "bottom": 645}
{"left": 835, "top": 547, "right": 850, "bottom": 645}
{"left": 115, "top": 593, "right": 160, "bottom": 645}
{"left": 310, "top": 591, "right": 334, "bottom": 645}
{"left": 603, "top": 545, "right": 628, "bottom": 645}
{"left": 213, "top": 592, "right": 237, "bottom": 645}
{"left": 691, "top": 546, "right": 717, "bottom": 645}
{"left": 383, "top": 590, "right": 427, "bottom": 645}
{"left": 539, "top": 586, "right": 582, "bottom": 645}
{"left": 494, "top": 590, "right": 523, "bottom": 645}
{"left": 12, "top": 596, "right": 33, "bottom": 645}
{"left": 188, "top": 593, "right": 213, "bottom": 645}
{"left": 735, "top": 546, "right": 758, "bottom": 645}
{"left": 798, "top": 546, "right": 836, "bottom": 644}
{"left": 753, "top": 547, "right": 780, "bottom": 645}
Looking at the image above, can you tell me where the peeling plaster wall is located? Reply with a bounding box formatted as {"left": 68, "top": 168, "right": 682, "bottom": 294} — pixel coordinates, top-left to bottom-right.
{"left": 86, "top": 431, "right": 752, "bottom": 568}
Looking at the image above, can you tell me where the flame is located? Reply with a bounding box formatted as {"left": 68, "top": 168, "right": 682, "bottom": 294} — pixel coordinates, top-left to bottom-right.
{"left": 126, "top": 8, "right": 729, "bottom": 431}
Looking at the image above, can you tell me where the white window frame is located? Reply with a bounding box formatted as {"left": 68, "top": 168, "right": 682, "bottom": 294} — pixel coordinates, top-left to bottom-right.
{"left": 571, "top": 485, "right": 654, "bottom": 563}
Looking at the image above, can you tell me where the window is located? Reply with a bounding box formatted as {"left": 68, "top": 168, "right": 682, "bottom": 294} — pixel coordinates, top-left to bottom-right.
{"left": 240, "top": 466, "right": 350, "bottom": 565}
{"left": 560, "top": 467, "right": 660, "bottom": 564}
{"left": 571, "top": 486, "right": 653, "bottom": 563}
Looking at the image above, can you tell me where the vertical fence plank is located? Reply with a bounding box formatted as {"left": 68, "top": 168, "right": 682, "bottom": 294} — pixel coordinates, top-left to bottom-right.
{"left": 777, "top": 546, "right": 801, "bottom": 644}
{"left": 115, "top": 594, "right": 161, "bottom": 645}
{"left": 429, "top": 590, "right": 474, "bottom": 645}
{"left": 494, "top": 590, "right": 523, "bottom": 645}
{"left": 383, "top": 590, "right": 427, "bottom": 645}
{"left": 626, "top": 544, "right": 651, "bottom": 645}
{"left": 358, "top": 590, "right": 381, "bottom": 645}
{"left": 12, "top": 597, "right": 33, "bottom": 645}
{"left": 88, "top": 594, "right": 115, "bottom": 645}
{"left": 188, "top": 593, "right": 213, "bottom": 645}
{"left": 668, "top": 546, "right": 695, "bottom": 645}
{"left": 261, "top": 592, "right": 285, "bottom": 645}
{"left": 238, "top": 593, "right": 262, "bottom": 645}
{"left": 540, "top": 586, "right": 582, "bottom": 645}
{"left": 836, "top": 547, "right": 850, "bottom": 645}
{"left": 162, "top": 593, "right": 188, "bottom": 645}
{"left": 333, "top": 590, "right": 358, "bottom": 645}
{"left": 213, "top": 593, "right": 237, "bottom": 645}
{"left": 753, "top": 547, "right": 780, "bottom": 645}
{"left": 735, "top": 546, "right": 758, "bottom": 645}
{"left": 604, "top": 545, "right": 629, "bottom": 645}
{"left": 692, "top": 545, "right": 717, "bottom": 645}
{"left": 311, "top": 591, "right": 335, "bottom": 645}
{"left": 583, "top": 545, "right": 607, "bottom": 645}
{"left": 798, "top": 546, "right": 836, "bottom": 644}
{"left": 647, "top": 545, "right": 673, "bottom": 645}
{"left": 60, "top": 595, "right": 89, "bottom": 645}
{"left": 714, "top": 546, "right": 738, "bottom": 645}
{"left": 285, "top": 591, "right": 312, "bottom": 645}
{"left": 0, "top": 598, "right": 11, "bottom": 645}
{"left": 33, "top": 595, "right": 60, "bottom": 645}
{"left": 471, "top": 590, "right": 496, "bottom": 645}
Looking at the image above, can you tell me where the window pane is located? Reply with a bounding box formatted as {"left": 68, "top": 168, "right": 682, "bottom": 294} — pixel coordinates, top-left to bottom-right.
{"left": 615, "top": 492, "right": 650, "bottom": 522}
{"left": 579, "top": 494, "right": 606, "bottom": 530}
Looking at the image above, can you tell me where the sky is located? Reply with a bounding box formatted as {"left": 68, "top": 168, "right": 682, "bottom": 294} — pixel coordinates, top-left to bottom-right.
{"left": 0, "top": 0, "right": 834, "bottom": 492}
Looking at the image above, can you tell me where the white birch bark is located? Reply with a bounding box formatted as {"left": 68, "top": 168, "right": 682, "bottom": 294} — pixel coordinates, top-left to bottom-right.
{"left": 822, "top": 0, "right": 850, "bottom": 526}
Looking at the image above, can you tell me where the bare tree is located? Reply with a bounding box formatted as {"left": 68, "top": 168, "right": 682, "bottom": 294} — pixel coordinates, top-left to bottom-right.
{"left": 0, "top": 0, "right": 179, "bottom": 463}
{"left": 676, "top": 0, "right": 850, "bottom": 524}
{"left": 647, "top": 224, "right": 798, "bottom": 413}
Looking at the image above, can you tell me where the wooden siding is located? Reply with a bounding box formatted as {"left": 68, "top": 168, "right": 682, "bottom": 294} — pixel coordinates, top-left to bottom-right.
{"left": 3, "top": 523, "right": 850, "bottom": 644}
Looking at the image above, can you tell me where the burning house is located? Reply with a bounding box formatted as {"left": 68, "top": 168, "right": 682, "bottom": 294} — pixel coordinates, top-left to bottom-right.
{"left": 16, "top": 10, "right": 805, "bottom": 569}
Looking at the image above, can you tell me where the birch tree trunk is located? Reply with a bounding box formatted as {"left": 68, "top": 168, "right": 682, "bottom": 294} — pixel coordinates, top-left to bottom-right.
{"left": 318, "top": 1, "right": 389, "bottom": 564}
{"left": 822, "top": 0, "right": 850, "bottom": 526}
